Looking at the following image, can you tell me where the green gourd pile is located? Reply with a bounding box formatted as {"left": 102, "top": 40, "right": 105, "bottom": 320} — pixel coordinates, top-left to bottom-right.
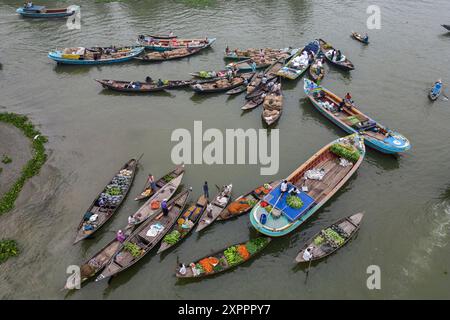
{"left": 286, "top": 195, "right": 303, "bottom": 209}
{"left": 330, "top": 143, "right": 360, "bottom": 163}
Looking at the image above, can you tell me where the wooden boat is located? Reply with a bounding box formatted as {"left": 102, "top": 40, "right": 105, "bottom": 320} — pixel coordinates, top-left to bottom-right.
{"left": 142, "top": 33, "right": 177, "bottom": 39}
{"left": 308, "top": 54, "right": 325, "bottom": 83}
{"left": 226, "top": 58, "right": 271, "bottom": 72}
{"left": 429, "top": 80, "right": 443, "bottom": 101}
{"left": 96, "top": 190, "right": 190, "bottom": 281}
{"left": 175, "top": 237, "right": 271, "bottom": 279}
{"left": 65, "top": 237, "right": 123, "bottom": 289}
{"left": 241, "top": 97, "right": 263, "bottom": 110}
{"left": 217, "top": 181, "right": 280, "bottom": 221}
{"left": 319, "top": 39, "right": 354, "bottom": 70}
{"left": 190, "top": 73, "right": 253, "bottom": 93}
{"left": 226, "top": 85, "right": 247, "bottom": 95}
{"left": 195, "top": 184, "right": 232, "bottom": 232}
{"left": 246, "top": 76, "right": 278, "bottom": 100}
{"left": 303, "top": 79, "right": 411, "bottom": 154}
{"left": 262, "top": 83, "right": 283, "bottom": 125}
{"left": 95, "top": 79, "right": 193, "bottom": 93}
{"left": 224, "top": 47, "right": 294, "bottom": 60}
{"left": 128, "top": 169, "right": 185, "bottom": 227}
{"left": 73, "top": 158, "right": 139, "bottom": 244}
{"left": 157, "top": 195, "right": 208, "bottom": 254}
{"left": 246, "top": 57, "right": 286, "bottom": 95}
{"left": 135, "top": 43, "right": 212, "bottom": 62}
{"left": 190, "top": 69, "right": 228, "bottom": 79}
{"left": 351, "top": 32, "right": 369, "bottom": 44}
{"left": 250, "top": 134, "right": 365, "bottom": 237}
{"left": 277, "top": 40, "right": 320, "bottom": 80}
{"left": 442, "top": 24, "right": 450, "bottom": 31}
{"left": 295, "top": 212, "right": 364, "bottom": 263}
{"left": 48, "top": 46, "right": 144, "bottom": 65}
{"left": 137, "top": 36, "right": 216, "bottom": 51}
{"left": 17, "top": 5, "right": 75, "bottom": 18}
{"left": 134, "top": 166, "right": 185, "bottom": 201}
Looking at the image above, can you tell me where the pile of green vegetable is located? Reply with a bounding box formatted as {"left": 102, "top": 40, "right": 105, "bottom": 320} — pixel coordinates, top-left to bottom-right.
{"left": 0, "top": 239, "right": 19, "bottom": 264}
{"left": 264, "top": 205, "right": 273, "bottom": 213}
{"left": 245, "top": 237, "right": 270, "bottom": 255}
{"left": 313, "top": 235, "right": 325, "bottom": 246}
{"left": 105, "top": 185, "right": 122, "bottom": 196}
{"left": 330, "top": 143, "right": 360, "bottom": 163}
{"left": 123, "top": 242, "right": 142, "bottom": 258}
{"left": 0, "top": 113, "right": 47, "bottom": 215}
{"left": 224, "top": 246, "right": 244, "bottom": 266}
{"left": 162, "top": 173, "right": 174, "bottom": 183}
{"left": 163, "top": 230, "right": 181, "bottom": 245}
{"left": 286, "top": 195, "right": 303, "bottom": 209}
{"left": 322, "top": 228, "right": 345, "bottom": 247}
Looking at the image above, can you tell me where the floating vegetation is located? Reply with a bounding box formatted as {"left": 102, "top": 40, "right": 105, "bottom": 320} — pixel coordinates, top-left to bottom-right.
{"left": 0, "top": 239, "right": 19, "bottom": 264}
{"left": 0, "top": 113, "right": 47, "bottom": 215}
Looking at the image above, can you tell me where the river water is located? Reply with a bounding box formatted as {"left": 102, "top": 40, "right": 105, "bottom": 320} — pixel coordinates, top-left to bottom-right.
{"left": 0, "top": 0, "right": 450, "bottom": 299}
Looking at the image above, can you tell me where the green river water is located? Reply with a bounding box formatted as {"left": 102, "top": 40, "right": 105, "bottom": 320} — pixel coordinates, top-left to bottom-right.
{"left": 0, "top": 0, "right": 450, "bottom": 299}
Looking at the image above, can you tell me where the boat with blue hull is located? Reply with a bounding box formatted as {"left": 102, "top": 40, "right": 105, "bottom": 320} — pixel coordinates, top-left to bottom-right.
{"left": 250, "top": 134, "right": 365, "bottom": 237}
{"left": 48, "top": 46, "right": 144, "bottom": 65}
{"left": 303, "top": 79, "right": 410, "bottom": 154}
{"left": 17, "top": 5, "right": 75, "bottom": 18}
{"left": 277, "top": 40, "right": 320, "bottom": 80}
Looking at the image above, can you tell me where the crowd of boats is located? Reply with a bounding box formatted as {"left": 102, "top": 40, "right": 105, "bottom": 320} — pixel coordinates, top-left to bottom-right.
{"left": 15, "top": 2, "right": 448, "bottom": 289}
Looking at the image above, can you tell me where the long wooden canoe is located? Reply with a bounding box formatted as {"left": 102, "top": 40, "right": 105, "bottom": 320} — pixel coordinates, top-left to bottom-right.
{"left": 217, "top": 181, "right": 280, "bottom": 221}
{"left": 351, "top": 32, "right": 369, "bottom": 44}
{"left": 142, "top": 33, "right": 177, "bottom": 39}
{"left": 135, "top": 42, "right": 213, "bottom": 62}
{"left": 303, "top": 78, "right": 411, "bottom": 154}
{"left": 95, "top": 79, "right": 193, "bottom": 93}
{"left": 277, "top": 40, "right": 320, "bottom": 80}
{"left": 246, "top": 57, "right": 285, "bottom": 96}
{"left": 137, "top": 37, "right": 216, "bottom": 51}
{"left": 17, "top": 5, "right": 75, "bottom": 18}
{"left": 134, "top": 166, "right": 184, "bottom": 201}
{"left": 96, "top": 190, "right": 190, "bottom": 281}
{"left": 262, "top": 83, "right": 283, "bottom": 125}
{"left": 195, "top": 184, "right": 232, "bottom": 232}
{"left": 175, "top": 237, "right": 271, "bottom": 279}
{"left": 48, "top": 46, "right": 144, "bottom": 65}
{"left": 308, "top": 54, "right": 325, "bottom": 83}
{"left": 127, "top": 171, "right": 184, "bottom": 228}
{"left": 65, "top": 237, "right": 123, "bottom": 289}
{"left": 224, "top": 47, "right": 294, "bottom": 60}
{"left": 157, "top": 195, "right": 208, "bottom": 254}
{"left": 191, "top": 73, "right": 253, "bottom": 93}
{"left": 250, "top": 134, "right": 366, "bottom": 237}
{"left": 73, "top": 158, "right": 139, "bottom": 244}
{"left": 442, "top": 24, "right": 450, "bottom": 31}
{"left": 429, "top": 80, "right": 443, "bottom": 101}
{"left": 295, "top": 212, "right": 364, "bottom": 263}
{"left": 319, "top": 39, "right": 354, "bottom": 70}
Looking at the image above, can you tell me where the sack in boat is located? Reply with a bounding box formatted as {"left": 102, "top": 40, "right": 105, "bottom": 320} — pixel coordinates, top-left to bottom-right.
{"left": 80, "top": 263, "right": 96, "bottom": 278}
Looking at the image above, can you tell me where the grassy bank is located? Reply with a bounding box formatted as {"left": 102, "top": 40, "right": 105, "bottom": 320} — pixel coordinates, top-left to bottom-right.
{"left": 0, "top": 113, "right": 47, "bottom": 215}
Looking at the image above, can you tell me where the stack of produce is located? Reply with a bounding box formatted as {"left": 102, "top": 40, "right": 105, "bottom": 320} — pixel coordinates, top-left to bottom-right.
{"left": 286, "top": 195, "right": 303, "bottom": 209}
{"left": 322, "top": 228, "right": 345, "bottom": 247}
{"left": 262, "top": 93, "right": 283, "bottom": 119}
{"left": 163, "top": 230, "right": 181, "bottom": 245}
{"left": 254, "top": 184, "right": 272, "bottom": 197}
{"left": 330, "top": 142, "right": 360, "bottom": 163}
{"left": 227, "top": 198, "right": 252, "bottom": 214}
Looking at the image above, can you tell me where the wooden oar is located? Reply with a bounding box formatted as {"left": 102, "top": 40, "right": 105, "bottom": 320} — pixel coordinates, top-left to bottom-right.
{"left": 304, "top": 257, "right": 313, "bottom": 284}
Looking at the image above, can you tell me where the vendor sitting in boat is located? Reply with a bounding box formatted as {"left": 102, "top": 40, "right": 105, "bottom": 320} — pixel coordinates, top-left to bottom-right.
{"left": 363, "top": 34, "right": 369, "bottom": 43}
{"left": 24, "top": 1, "right": 33, "bottom": 8}
{"left": 280, "top": 180, "right": 288, "bottom": 193}
{"left": 344, "top": 92, "right": 353, "bottom": 106}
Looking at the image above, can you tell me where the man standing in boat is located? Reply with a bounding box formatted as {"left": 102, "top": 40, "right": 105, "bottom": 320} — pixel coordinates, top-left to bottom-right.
{"left": 302, "top": 247, "right": 313, "bottom": 261}
{"left": 203, "top": 181, "right": 209, "bottom": 199}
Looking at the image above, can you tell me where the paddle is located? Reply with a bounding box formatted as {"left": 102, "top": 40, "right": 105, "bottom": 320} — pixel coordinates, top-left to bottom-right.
{"left": 304, "top": 257, "right": 313, "bottom": 285}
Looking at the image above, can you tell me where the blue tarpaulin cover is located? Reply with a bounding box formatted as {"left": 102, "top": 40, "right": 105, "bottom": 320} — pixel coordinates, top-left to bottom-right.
{"left": 265, "top": 184, "right": 315, "bottom": 222}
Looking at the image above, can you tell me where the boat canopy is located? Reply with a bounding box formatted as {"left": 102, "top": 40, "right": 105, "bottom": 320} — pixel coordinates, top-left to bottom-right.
{"left": 264, "top": 183, "right": 315, "bottom": 222}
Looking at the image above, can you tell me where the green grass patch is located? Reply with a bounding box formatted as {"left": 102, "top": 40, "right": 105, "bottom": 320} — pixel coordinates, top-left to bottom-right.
{"left": 2, "top": 155, "right": 12, "bottom": 164}
{"left": 0, "top": 113, "right": 47, "bottom": 215}
{"left": 0, "top": 239, "right": 19, "bottom": 264}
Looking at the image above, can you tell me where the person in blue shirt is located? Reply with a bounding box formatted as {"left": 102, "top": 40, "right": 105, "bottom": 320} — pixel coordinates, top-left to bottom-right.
{"left": 433, "top": 80, "right": 442, "bottom": 95}
{"left": 203, "top": 181, "right": 209, "bottom": 199}
{"left": 161, "top": 199, "right": 169, "bottom": 216}
{"left": 251, "top": 61, "right": 257, "bottom": 72}
{"left": 363, "top": 34, "right": 369, "bottom": 43}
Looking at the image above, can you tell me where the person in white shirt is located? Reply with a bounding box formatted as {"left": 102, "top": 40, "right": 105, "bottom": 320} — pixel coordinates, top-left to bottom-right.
{"left": 280, "top": 180, "right": 288, "bottom": 193}
{"left": 302, "top": 247, "right": 313, "bottom": 261}
{"left": 206, "top": 202, "right": 214, "bottom": 218}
